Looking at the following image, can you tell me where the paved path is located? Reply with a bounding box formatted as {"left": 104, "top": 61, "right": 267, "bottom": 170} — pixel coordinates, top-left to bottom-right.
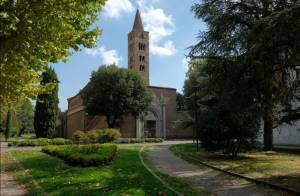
{"left": 1, "top": 142, "right": 28, "bottom": 196}
{"left": 147, "top": 144, "right": 286, "bottom": 196}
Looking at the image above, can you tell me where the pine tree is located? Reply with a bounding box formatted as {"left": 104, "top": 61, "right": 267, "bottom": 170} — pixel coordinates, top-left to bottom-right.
{"left": 34, "top": 67, "right": 59, "bottom": 138}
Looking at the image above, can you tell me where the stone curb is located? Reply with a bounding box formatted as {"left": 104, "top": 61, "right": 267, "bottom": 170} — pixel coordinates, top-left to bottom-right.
{"left": 179, "top": 154, "right": 299, "bottom": 195}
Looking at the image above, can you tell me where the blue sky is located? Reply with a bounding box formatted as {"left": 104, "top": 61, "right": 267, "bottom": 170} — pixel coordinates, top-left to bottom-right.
{"left": 53, "top": 0, "right": 205, "bottom": 111}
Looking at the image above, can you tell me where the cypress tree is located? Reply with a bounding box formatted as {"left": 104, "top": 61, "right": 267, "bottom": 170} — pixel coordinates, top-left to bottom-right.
{"left": 5, "top": 110, "right": 12, "bottom": 141}
{"left": 34, "top": 67, "right": 59, "bottom": 138}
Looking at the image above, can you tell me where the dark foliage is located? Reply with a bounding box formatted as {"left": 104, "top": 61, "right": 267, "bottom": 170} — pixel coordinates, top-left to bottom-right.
{"left": 34, "top": 67, "right": 59, "bottom": 138}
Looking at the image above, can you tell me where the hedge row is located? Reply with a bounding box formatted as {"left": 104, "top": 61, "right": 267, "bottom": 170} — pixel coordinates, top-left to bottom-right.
{"left": 9, "top": 138, "right": 72, "bottom": 147}
{"left": 42, "top": 144, "right": 117, "bottom": 167}
{"left": 73, "top": 129, "right": 121, "bottom": 144}
{"left": 115, "top": 138, "right": 164, "bottom": 144}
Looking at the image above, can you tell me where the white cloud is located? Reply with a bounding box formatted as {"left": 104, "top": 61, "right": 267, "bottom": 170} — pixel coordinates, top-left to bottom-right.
{"left": 151, "top": 41, "right": 176, "bottom": 56}
{"left": 85, "top": 47, "right": 123, "bottom": 66}
{"left": 104, "top": 0, "right": 134, "bottom": 18}
{"left": 139, "top": 4, "right": 176, "bottom": 56}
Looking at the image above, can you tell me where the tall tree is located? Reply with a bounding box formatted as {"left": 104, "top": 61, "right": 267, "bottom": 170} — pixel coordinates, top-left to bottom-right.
{"left": 34, "top": 67, "right": 59, "bottom": 138}
{"left": 190, "top": 1, "right": 300, "bottom": 150}
{"left": 5, "top": 110, "right": 12, "bottom": 141}
{"left": 0, "top": 0, "right": 107, "bottom": 108}
{"left": 81, "top": 65, "right": 152, "bottom": 128}
{"left": 16, "top": 99, "right": 34, "bottom": 136}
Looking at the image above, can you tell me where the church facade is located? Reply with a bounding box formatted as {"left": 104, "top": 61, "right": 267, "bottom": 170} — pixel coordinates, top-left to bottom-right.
{"left": 64, "top": 10, "right": 193, "bottom": 139}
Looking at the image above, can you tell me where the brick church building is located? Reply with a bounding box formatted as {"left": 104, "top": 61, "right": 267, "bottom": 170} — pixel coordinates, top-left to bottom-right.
{"left": 64, "top": 10, "right": 192, "bottom": 139}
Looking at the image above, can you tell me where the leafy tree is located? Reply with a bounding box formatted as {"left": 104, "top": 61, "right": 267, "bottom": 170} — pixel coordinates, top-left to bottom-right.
{"left": 81, "top": 65, "right": 152, "bottom": 128}
{"left": 5, "top": 110, "right": 12, "bottom": 141}
{"left": 34, "top": 67, "right": 59, "bottom": 138}
{"left": 16, "top": 99, "right": 34, "bottom": 136}
{"left": 176, "top": 92, "right": 185, "bottom": 111}
{"left": 190, "top": 1, "right": 300, "bottom": 150}
{"left": 184, "top": 60, "right": 260, "bottom": 157}
{"left": 0, "top": 0, "right": 107, "bottom": 108}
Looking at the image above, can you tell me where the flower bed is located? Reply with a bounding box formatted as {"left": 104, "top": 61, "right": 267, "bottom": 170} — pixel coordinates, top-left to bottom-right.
{"left": 9, "top": 138, "right": 73, "bottom": 147}
{"left": 115, "top": 138, "right": 164, "bottom": 144}
{"left": 42, "top": 144, "right": 117, "bottom": 167}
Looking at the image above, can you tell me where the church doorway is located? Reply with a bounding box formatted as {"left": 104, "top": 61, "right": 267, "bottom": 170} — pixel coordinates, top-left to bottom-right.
{"left": 144, "top": 120, "right": 156, "bottom": 137}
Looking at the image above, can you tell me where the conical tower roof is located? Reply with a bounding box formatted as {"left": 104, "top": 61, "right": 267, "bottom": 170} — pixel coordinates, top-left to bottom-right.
{"left": 132, "top": 9, "right": 144, "bottom": 31}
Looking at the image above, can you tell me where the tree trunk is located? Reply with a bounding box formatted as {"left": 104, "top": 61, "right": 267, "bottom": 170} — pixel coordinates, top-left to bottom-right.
{"left": 18, "top": 127, "right": 26, "bottom": 137}
{"left": 263, "top": 109, "right": 273, "bottom": 151}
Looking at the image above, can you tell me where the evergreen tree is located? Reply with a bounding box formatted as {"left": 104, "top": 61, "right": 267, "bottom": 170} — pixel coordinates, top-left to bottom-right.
{"left": 190, "top": 1, "right": 300, "bottom": 150}
{"left": 34, "top": 67, "right": 59, "bottom": 138}
{"left": 5, "top": 110, "right": 12, "bottom": 141}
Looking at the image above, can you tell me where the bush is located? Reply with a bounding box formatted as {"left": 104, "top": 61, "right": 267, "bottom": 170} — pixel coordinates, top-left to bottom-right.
{"left": 72, "top": 130, "right": 88, "bottom": 144}
{"left": 115, "top": 138, "right": 163, "bottom": 144}
{"left": 10, "top": 138, "right": 72, "bottom": 146}
{"left": 87, "top": 130, "right": 101, "bottom": 144}
{"left": 51, "top": 138, "right": 73, "bottom": 145}
{"left": 97, "top": 128, "right": 121, "bottom": 143}
{"left": 42, "top": 144, "right": 117, "bottom": 167}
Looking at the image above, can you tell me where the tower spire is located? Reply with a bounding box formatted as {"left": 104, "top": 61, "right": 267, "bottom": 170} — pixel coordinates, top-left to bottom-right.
{"left": 132, "top": 9, "right": 144, "bottom": 31}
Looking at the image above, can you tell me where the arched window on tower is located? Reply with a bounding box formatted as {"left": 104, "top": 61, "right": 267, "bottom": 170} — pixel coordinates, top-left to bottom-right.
{"left": 139, "top": 43, "right": 145, "bottom": 51}
{"left": 140, "top": 65, "right": 145, "bottom": 71}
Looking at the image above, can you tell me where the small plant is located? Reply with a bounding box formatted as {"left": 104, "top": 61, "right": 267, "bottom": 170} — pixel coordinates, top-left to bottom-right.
{"left": 87, "top": 130, "right": 101, "bottom": 144}
{"left": 97, "top": 128, "right": 121, "bottom": 143}
{"left": 72, "top": 130, "right": 88, "bottom": 144}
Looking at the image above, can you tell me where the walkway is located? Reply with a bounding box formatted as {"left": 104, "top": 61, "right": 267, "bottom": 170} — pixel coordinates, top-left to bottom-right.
{"left": 147, "top": 144, "right": 286, "bottom": 196}
{"left": 0, "top": 142, "right": 28, "bottom": 196}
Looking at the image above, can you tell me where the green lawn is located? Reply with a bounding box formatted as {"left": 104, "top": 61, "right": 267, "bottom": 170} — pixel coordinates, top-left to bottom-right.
{"left": 3, "top": 145, "right": 200, "bottom": 196}
{"left": 170, "top": 143, "right": 300, "bottom": 192}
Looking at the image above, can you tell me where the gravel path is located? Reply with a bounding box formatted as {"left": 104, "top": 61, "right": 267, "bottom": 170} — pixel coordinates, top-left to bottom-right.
{"left": 147, "top": 145, "right": 285, "bottom": 196}
{"left": 0, "top": 142, "right": 28, "bottom": 196}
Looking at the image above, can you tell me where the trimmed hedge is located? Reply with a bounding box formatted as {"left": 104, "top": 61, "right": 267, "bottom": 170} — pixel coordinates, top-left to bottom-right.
{"left": 10, "top": 138, "right": 72, "bottom": 147}
{"left": 73, "top": 129, "right": 121, "bottom": 144}
{"left": 42, "top": 144, "right": 117, "bottom": 167}
{"left": 115, "top": 138, "right": 164, "bottom": 144}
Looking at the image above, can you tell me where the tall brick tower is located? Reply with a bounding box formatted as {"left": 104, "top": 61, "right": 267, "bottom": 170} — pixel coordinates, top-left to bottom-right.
{"left": 128, "top": 9, "right": 149, "bottom": 86}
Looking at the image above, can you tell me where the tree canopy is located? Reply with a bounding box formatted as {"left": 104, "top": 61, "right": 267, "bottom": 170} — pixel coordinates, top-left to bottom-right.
{"left": 34, "top": 67, "right": 59, "bottom": 138}
{"left": 0, "top": 0, "right": 107, "bottom": 108}
{"left": 190, "top": 0, "right": 300, "bottom": 150}
{"left": 81, "top": 65, "right": 152, "bottom": 128}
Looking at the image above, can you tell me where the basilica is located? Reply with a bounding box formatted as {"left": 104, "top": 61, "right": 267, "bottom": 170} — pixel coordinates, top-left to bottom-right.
{"left": 64, "top": 10, "right": 193, "bottom": 139}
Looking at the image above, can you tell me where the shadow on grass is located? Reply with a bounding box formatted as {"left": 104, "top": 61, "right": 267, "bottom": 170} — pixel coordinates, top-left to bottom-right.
{"left": 10, "top": 148, "right": 175, "bottom": 196}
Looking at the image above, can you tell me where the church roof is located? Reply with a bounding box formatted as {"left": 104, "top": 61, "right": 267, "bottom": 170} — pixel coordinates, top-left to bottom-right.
{"left": 132, "top": 9, "right": 144, "bottom": 31}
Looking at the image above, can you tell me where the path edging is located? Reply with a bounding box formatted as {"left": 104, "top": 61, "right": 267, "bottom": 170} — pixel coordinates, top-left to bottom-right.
{"left": 139, "top": 146, "right": 183, "bottom": 196}
{"left": 172, "top": 146, "right": 299, "bottom": 195}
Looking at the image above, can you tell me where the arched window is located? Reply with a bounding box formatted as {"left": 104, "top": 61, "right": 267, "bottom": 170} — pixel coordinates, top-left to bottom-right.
{"left": 140, "top": 65, "right": 145, "bottom": 71}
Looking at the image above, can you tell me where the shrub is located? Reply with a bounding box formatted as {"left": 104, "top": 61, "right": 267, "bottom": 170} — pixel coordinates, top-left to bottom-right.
{"left": 87, "top": 130, "right": 101, "bottom": 144}
{"left": 115, "top": 138, "right": 163, "bottom": 144}
{"left": 97, "top": 128, "right": 121, "bottom": 143}
{"left": 42, "top": 144, "right": 117, "bottom": 167}
{"left": 51, "top": 138, "right": 72, "bottom": 145}
{"left": 72, "top": 130, "right": 88, "bottom": 144}
{"left": 10, "top": 138, "right": 72, "bottom": 146}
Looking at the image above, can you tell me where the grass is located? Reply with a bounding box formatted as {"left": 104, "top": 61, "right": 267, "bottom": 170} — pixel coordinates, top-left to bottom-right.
{"left": 2, "top": 145, "right": 201, "bottom": 195}
{"left": 170, "top": 143, "right": 300, "bottom": 192}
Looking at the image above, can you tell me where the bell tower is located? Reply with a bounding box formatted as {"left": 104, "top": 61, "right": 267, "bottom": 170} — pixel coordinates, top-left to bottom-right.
{"left": 128, "top": 9, "right": 149, "bottom": 86}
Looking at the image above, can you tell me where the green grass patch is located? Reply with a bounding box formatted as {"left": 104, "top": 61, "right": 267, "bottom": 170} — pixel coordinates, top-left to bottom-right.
{"left": 170, "top": 143, "right": 300, "bottom": 192}
{"left": 42, "top": 144, "right": 117, "bottom": 167}
{"left": 6, "top": 146, "right": 186, "bottom": 195}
